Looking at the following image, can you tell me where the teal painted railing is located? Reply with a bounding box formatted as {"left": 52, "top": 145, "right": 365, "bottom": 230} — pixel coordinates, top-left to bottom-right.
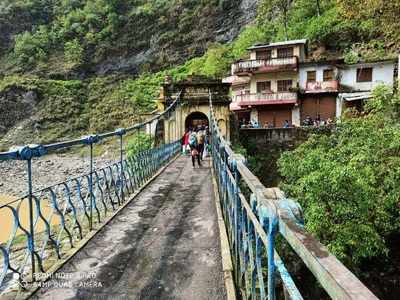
{"left": 0, "top": 94, "right": 182, "bottom": 291}
{"left": 209, "top": 92, "right": 378, "bottom": 300}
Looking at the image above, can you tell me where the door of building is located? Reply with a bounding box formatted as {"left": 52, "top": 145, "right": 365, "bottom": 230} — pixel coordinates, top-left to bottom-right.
{"left": 258, "top": 107, "right": 292, "bottom": 128}
{"left": 301, "top": 95, "right": 336, "bottom": 122}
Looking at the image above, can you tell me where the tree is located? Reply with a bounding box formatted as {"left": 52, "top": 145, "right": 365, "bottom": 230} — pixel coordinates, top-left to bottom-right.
{"left": 278, "top": 86, "right": 400, "bottom": 268}
{"left": 258, "top": 0, "right": 294, "bottom": 40}
{"left": 338, "top": 0, "right": 400, "bottom": 44}
{"left": 64, "top": 38, "right": 84, "bottom": 66}
{"left": 14, "top": 25, "right": 52, "bottom": 65}
{"left": 126, "top": 132, "right": 154, "bottom": 158}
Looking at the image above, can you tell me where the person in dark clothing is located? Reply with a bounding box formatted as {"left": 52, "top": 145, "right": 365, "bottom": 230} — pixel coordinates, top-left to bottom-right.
{"left": 189, "top": 130, "right": 201, "bottom": 167}
{"left": 190, "top": 147, "right": 201, "bottom": 167}
{"left": 196, "top": 130, "right": 205, "bottom": 161}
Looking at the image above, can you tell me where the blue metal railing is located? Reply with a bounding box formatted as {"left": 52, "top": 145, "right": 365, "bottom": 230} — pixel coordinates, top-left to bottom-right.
{"left": 209, "top": 93, "right": 378, "bottom": 299}
{"left": 0, "top": 93, "right": 182, "bottom": 291}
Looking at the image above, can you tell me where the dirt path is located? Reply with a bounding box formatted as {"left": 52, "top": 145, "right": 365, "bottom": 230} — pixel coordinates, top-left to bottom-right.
{"left": 31, "top": 156, "right": 226, "bottom": 300}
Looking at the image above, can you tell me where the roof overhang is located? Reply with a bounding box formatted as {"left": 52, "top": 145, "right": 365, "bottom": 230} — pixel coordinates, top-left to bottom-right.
{"left": 239, "top": 100, "right": 297, "bottom": 106}
{"left": 222, "top": 75, "right": 250, "bottom": 86}
{"left": 247, "top": 39, "right": 308, "bottom": 51}
{"left": 230, "top": 102, "right": 244, "bottom": 111}
{"left": 340, "top": 92, "right": 372, "bottom": 101}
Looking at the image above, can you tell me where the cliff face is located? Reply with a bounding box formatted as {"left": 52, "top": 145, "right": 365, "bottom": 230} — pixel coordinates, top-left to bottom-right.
{"left": 0, "top": 87, "right": 38, "bottom": 135}
{"left": 0, "top": 0, "right": 56, "bottom": 56}
{"left": 91, "top": 0, "right": 260, "bottom": 75}
{"left": 0, "top": 0, "right": 260, "bottom": 149}
{"left": 0, "top": 0, "right": 259, "bottom": 77}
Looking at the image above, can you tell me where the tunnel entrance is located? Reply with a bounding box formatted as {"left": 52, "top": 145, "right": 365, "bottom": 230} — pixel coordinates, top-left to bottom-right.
{"left": 185, "top": 112, "right": 209, "bottom": 130}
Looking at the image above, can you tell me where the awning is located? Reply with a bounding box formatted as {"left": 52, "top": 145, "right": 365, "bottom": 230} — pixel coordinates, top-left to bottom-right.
{"left": 230, "top": 102, "right": 244, "bottom": 111}
{"left": 340, "top": 92, "right": 372, "bottom": 102}
{"left": 222, "top": 75, "right": 250, "bottom": 86}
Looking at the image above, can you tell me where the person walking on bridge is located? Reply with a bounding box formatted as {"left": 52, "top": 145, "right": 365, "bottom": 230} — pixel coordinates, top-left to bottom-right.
{"left": 182, "top": 129, "right": 190, "bottom": 155}
{"left": 196, "top": 128, "right": 205, "bottom": 161}
{"left": 189, "top": 130, "right": 201, "bottom": 168}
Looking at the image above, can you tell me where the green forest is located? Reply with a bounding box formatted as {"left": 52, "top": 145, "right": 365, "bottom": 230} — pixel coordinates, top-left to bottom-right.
{"left": 1, "top": 0, "right": 399, "bottom": 148}
{"left": 1, "top": 1, "right": 400, "bottom": 297}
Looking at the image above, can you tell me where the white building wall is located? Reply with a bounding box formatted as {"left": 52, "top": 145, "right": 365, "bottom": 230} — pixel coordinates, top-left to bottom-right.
{"left": 336, "top": 96, "right": 343, "bottom": 120}
{"left": 250, "top": 72, "right": 298, "bottom": 93}
{"left": 292, "top": 106, "right": 300, "bottom": 126}
{"left": 339, "top": 61, "right": 395, "bottom": 91}
{"left": 249, "top": 44, "right": 304, "bottom": 60}
{"left": 298, "top": 64, "right": 338, "bottom": 89}
{"left": 250, "top": 108, "right": 258, "bottom": 123}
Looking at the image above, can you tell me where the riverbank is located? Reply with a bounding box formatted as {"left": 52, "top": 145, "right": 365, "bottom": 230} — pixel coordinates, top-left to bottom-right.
{"left": 0, "top": 152, "right": 115, "bottom": 199}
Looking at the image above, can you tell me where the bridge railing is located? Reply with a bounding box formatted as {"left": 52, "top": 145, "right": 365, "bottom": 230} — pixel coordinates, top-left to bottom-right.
{"left": 209, "top": 93, "right": 378, "bottom": 299}
{"left": 0, "top": 93, "right": 182, "bottom": 291}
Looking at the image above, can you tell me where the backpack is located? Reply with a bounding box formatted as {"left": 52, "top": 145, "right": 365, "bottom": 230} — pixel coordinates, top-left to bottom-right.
{"left": 197, "top": 132, "right": 205, "bottom": 144}
{"left": 189, "top": 133, "right": 197, "bottom": 147}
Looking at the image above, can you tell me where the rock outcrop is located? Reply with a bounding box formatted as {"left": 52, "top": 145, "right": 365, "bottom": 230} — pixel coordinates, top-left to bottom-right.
{"left": 0, "top": 86, "right": 39, "bottom": 136}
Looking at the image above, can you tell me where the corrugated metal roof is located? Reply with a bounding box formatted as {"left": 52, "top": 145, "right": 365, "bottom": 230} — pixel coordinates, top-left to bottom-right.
{"left": 247, "top": 39, "right": 307, "bottom": 50}
{"left": 340, "top": 92, "right": 372, "bottom": 101}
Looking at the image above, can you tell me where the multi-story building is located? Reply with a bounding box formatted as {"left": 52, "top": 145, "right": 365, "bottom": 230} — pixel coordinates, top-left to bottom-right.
{"left": 226, "top": 39, "right": 307, "bottom": 127}
{"left": 298, "top": 61, "right": 340, "bottom": 122}
{"left": 336, "top": 59, "right": 397, "bottom": 114}
{"left": 227, "top": 39, "right": 398, "bottom": 127}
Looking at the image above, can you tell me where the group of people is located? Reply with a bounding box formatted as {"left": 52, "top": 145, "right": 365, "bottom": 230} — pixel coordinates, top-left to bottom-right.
{"left": 302, "top": 115, "right": 333, "bottom": 127}
{"left": 240, "top": 116, "right": 334, "bottom": 129}
{"left": 240, "top": 119, "right": 292, "bottom": 129}
{"left": 182, "top": 125, "right": 210, "bottom": 168}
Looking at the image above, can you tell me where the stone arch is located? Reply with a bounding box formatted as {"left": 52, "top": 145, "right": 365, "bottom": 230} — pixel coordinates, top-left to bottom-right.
{"left": 185, "top": 111, "right": 209, "bottom": 130}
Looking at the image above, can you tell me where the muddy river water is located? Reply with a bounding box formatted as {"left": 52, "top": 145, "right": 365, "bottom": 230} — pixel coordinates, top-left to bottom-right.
{"left": 0, "top": 194, "right": 57, "bottom": 244}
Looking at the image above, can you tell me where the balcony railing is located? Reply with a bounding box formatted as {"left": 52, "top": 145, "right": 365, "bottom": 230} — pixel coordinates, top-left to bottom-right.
{"left": 232, "top": 57, "right": 298, "bottom": 74}
{"left": 234, "top": 92, "right": 298, "bottom": 106}
{"left": 305, "top": 80, "right": 339, "bottom": 93}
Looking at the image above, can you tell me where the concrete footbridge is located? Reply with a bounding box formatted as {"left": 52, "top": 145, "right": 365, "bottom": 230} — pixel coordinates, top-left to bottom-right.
{"left": 0, "top": 80, "right": 378, "bottom": 300}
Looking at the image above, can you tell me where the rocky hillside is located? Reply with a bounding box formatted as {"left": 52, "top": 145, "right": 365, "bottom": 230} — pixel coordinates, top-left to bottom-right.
{"left": 1, "top": 0, "right": 399, "bottom": 151}
{"left": 0, "top": 0, "right": 259, "bottom": 150}
{"left": 0, "top": 0, "right": 259, "bottom": 77}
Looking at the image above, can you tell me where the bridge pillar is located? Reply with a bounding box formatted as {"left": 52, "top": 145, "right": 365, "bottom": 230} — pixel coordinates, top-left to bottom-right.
{"left": 158, "top": 76, "right": 231, "bottom": 144}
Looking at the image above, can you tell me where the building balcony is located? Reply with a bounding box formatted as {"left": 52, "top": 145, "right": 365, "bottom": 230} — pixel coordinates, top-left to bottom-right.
{"left": 232, "top": 57, "right": 298, "bottom": 75}
{"left": 233, "top": 92, "right": 298, "bottom": 107}
{"left": 305, "top": 80, "right": 339, "bottom": 93}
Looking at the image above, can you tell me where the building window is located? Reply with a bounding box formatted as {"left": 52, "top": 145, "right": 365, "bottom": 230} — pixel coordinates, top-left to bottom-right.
{"left": 323, "top": 69, "right": 334, "bottom": 81}
{"left": 277, "top": 47, "right": 294, "bottom": 58}
{"left": 307, "top": 71, "right": 316, "bottom": 82}
{"left": 357, "top": 67, "right": 373, "bottom": 82}
{"left": 277, "top": 80, "right": 293, "bottom": 92}
{"left": 256, "top": 50, "right": 272, "bottom": 60}
{"left": 257, "top": 81, "right": 271, "bottom": 93}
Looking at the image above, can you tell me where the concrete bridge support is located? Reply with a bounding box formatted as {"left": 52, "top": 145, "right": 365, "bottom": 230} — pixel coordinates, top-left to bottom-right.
{"left": 164, "top": 104, "right": 230, "bottom": 143}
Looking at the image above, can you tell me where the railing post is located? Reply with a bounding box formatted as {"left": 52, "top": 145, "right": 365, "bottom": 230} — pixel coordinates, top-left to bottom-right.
{"left": 116, "top": 128, "right": 126, "bottom": 203}
{"left": 89, "top": 143, "right": 94, "bottom": 230}
{"left": 267, "top": 211, "right": 278, "bottom": 300}
{"left": 26, "top": 158, "right": 35, "bottom": 282}
{"left": 15, "top": 144, "right": 46, "bottom": 283}
{"left": 232, "top": 159, "right": 241, "bottom": 286}
{"left": 83, "top": 135, "right": 99, "bottom": 230}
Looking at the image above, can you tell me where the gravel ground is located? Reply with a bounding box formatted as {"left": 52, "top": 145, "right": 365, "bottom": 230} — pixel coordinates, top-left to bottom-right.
{"left": 31, "top": 156, "right": 226, "bottom": 300}
{"left": 0, "top": 153, "right": 115, "bottom": 199}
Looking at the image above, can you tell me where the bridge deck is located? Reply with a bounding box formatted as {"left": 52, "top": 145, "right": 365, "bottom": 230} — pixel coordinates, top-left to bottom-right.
{"left": 32, "top": 156, "right": 226, "bottom": 300}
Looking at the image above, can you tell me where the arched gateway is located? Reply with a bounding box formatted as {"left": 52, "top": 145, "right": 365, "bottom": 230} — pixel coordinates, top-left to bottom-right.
{"left": 185, "top": 112, "right": 209, "bottom": 129}
{"left": 157, "top": 76, "right": 231, "bottom": 143}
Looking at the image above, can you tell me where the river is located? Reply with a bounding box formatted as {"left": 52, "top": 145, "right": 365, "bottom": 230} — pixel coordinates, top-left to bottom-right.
{"left": 0, "top": 194, "right": 58, "bottom": 244}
